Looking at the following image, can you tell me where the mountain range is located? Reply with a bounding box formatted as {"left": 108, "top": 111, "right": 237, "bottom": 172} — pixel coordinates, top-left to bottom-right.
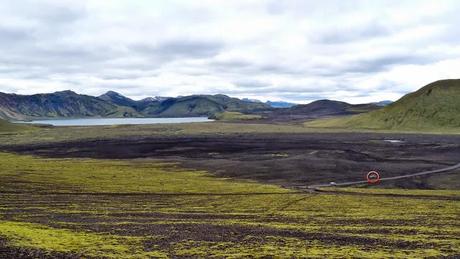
{"left": 1, "top": 79, "right": 458, "bottom": 131}
{"left": 0, "top": 91, "right": 271, "bottom": 120}
{"left": 263, "top": 99, "right": 381, "bottom": 122}
{"left": 0, "top": 89, "right": 391, "bottom": 121}
{"left": 241, "top": 98, "right": 297, "bottom": 108}
{"left": 0, "top": 90, "right": 139, "bottom": 120}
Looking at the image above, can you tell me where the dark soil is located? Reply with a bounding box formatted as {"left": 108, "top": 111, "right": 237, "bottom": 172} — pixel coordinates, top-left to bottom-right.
{"left": 0, "top": 238, "right": 83, "bottom": 259}
{"left": 3, "top": 132, "right": 460, "bottom": 189}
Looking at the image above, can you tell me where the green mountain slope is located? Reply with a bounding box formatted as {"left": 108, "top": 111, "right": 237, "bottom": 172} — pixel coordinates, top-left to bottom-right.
{"left": 141, "top": 95, "right": 271, "bottom": 117}
{"left": 0, "top": 119, "right": 17, "bottom": 132}
{"left": 0, "top": 91, "right": 271, "bottom": 120}
{"left": 0, "top": 91, "right": 141, "bottom": 120}
{"left": 98, "top": 91, "right": 139, "bottom": 108}
{"left": 150, "top": 96, "right": 225, "bottom": 117}
{"left": 307, "top": 79, "right": 460, "bottom": 130}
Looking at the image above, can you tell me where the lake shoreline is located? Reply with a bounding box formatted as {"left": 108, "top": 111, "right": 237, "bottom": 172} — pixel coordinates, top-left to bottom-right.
{"left": 12, "top": 117, "right": 213, "bottom": 126}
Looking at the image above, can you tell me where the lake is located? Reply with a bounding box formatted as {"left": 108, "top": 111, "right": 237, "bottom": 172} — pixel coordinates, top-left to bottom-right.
{"left": 15, "top": 117, "right": 213, "bottom": 126}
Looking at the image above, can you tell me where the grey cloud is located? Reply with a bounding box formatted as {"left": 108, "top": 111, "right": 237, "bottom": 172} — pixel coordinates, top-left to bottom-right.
{"left": 224, "top": 87, "right": 333, "bottom": 102}
{"left": 4, "top": 0, "right": 87, "bottom": 24}
{"left": 37, "top": 5, "right": 86, "bottom": 24}
{"left": 232, "top": 79, "right": 268, "bottom": 89}
{"left": 0, "top": 26, "right": 33, "bottom": 43}
{"left": 315, "top": 23, "right": 390, "bottom": 44}
{"left": 210, "top": 58, "right": 305, "bottom": 76}
{"left": 225, "top": 83, "right": 338, "bottom": 95}
{"left": 99, "top": 71, "right": 158, "bottom": 81}
{"left": 311, "top": 53, "right": 441, "bottom": 77}
{"left": 132, "top": 40, "right": 223, "bottom": 60}
{"left": 156, "top": 40, "right": 223, "bottom": 58}
{"left": 264, "top": 0, "right": 361, "bottom": 17}
{"left": 266, "top": 1, "right": 288, "bottom": 15}
{"left": 210, "top": 59, "right": 252, "bottom": 69}
{"left": 34, "top": 47, "right": 110, "bottom": 62}
{"left": 344, "top": 54, "right": 438, "bottom": 74}
{"left": 257, "top": 64, "right": 304, "bottom": 75}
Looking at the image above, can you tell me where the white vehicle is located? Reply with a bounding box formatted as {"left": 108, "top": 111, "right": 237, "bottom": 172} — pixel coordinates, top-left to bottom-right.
{"left": 329, "top": 182, "right": 337, "bottom": 186}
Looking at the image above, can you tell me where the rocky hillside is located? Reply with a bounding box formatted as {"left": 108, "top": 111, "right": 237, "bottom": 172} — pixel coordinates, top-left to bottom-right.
{"left": 140, "top": 94, "right": 271, "bottom": 117}
{"left": 0, "top": 91, "right": 270, "bottom": 120}
{"left": 0, "top": 91, "right": 140, "bottom": 120}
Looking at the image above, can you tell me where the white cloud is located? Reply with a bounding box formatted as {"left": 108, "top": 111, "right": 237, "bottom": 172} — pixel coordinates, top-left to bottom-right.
{"left": 0, "top": 0, "right": 460, "bottom": 103}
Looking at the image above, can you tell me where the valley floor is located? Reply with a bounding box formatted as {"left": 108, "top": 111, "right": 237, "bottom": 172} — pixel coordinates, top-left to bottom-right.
{"left": 5, "top": 130, "right": 460, "bottom": 189}
{"left": 0, "top": 123, "right": 460, "bottom": 257}
{"left": 0, "top": 152, "right": 459, "bottom": 258}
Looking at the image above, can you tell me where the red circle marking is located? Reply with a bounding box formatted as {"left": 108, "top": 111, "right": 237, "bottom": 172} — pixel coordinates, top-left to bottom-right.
{"left": 366, "top": 171, "right": 380, "bottom": 184}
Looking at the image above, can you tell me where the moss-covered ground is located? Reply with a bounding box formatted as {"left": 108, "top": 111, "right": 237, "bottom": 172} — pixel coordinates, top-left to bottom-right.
{"left": 0, "top": 152, "right": 459, "bottom": 258}
{"left": 1, "top": 121, "right": 458, "bottom": 148}
{"left": 0, "top": 122, "right": 324, "bottom": 146}
{"left": 211, "top": 112, "right": 262, "bottom": 121}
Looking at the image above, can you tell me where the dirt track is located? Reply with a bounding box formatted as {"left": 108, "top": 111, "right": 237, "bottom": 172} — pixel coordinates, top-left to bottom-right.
{"left": 309, "top": 162, "right": 460, "bottom": 188}
{"left": 4, "top": 132, "right": 460, "bottom": 189}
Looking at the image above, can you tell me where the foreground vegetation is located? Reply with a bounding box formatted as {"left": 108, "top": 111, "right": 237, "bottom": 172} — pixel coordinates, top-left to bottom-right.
{"left": 0, "top": 152, "right": 459, "bottom": 258}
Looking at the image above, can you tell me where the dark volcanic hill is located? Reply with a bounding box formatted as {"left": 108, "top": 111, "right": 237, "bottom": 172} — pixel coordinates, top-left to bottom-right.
{"left": 266, "top": 99, "right": 380, "bottom": 122}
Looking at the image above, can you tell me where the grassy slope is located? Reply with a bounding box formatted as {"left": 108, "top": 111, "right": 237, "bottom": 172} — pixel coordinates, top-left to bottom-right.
{"left": 0, "top": 119, "right": 34, "bottom": 133}
{"left": 157, "top": 97, "right": 225, "bottom": 117}
{"left": 210, "top": 111, "right": 262, "bottom": 121}
{"left": 0, "top": 119, "right": 18, "bottom": 132}
{"left": 0, "top": 153, "right": 286, "bottom": 194}
{"left": 0, "top": 152, "right": 459, "bottom": 258}
{"left": 306, "top": 79, "right": 460, "bottom": 132}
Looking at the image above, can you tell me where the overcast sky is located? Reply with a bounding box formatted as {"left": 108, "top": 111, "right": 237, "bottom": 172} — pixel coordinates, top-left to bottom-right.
{"left": 1, "top": 0, "right": 460, "bottom": 103}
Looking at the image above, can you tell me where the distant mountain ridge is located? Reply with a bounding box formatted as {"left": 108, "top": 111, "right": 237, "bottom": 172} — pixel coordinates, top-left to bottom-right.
{"left": 0, "top": 91, "right": 270, "bottom": 120}
{"left": 0, "top": 90, "right": 140, "bottom": 120}
{"left": 265, "top": 101, "right": 296, "bottom": 108}
{"left": 374, "top": 100, "right": 393, "bottom": 107}
{"left": 263, "top": 99, "right": 380, "bottom": 122}
{"left": 98, "top": 91, "right": 139, "bottom": 108}
{"left": 0, "top": 89, "right": 391, "bottom": 122}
